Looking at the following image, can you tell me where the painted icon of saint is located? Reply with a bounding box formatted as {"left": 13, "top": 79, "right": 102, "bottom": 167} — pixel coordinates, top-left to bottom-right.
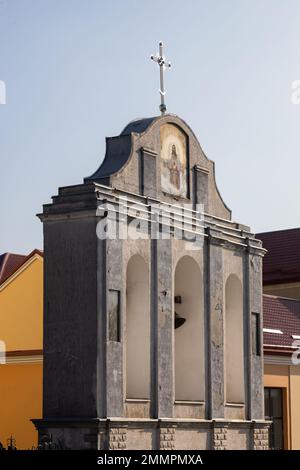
{"left": 168, "top": 144, "right": 181, "bottom": 190}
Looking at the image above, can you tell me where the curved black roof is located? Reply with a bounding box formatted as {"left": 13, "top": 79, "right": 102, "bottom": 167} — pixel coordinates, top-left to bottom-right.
{"left": 85, "top": 117, "right": 159, "bottom": 183}
{"left": 121, "top": 117, "right": 157, "bottom": 135}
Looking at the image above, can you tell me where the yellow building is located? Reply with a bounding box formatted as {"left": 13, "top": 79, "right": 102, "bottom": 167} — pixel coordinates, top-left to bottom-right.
{"left": 0, "top": 250, "right": 43, "bottom": 449}
{"left": 259, "top": 229, "right": 300, "bottom": 450}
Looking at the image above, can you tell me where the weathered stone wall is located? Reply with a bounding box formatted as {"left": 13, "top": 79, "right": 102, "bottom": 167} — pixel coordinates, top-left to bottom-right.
{"left": 213, "top": 425, "right": 228, "bottom": 450}
{"left": 109, "top": 115, "right": 231, "bottom": 220}
{"left": 34, "top": 419, "right": 269, "bottom": 450}
{"left": 252, "top": 423, "right": 269, "bottom": 450}
{"left": 42, "top": 216, "right": 99, "bottom": 419}
{"left": 36, "top": 113, "right": 268, "bottom": 450}
{"left": 159, "top": 426, "right": 176, "bottom": 450}
{"left": 108, "top": 427, "right": 127, "bottom": 450}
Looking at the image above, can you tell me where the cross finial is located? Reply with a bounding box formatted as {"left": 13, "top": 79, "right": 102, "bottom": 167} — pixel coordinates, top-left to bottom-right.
{"left": 151, "top": 41, "right": 171, "bottom": 115}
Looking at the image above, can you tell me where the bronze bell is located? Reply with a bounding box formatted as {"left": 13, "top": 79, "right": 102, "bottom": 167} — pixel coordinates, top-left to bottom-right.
{"left": 174, "top": 295, "right": 185, "bottom": 328}
{"left": 174, "top": 312, "right": 186, "bottom": 329}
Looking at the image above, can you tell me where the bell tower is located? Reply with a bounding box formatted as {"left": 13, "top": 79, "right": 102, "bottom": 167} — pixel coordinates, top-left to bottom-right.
{"left": 33, "top": 114, "right": 269, "bottom": 450}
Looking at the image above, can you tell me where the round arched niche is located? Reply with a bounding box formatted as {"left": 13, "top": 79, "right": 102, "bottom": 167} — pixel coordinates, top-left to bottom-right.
{"left": 174, "top": 255, "right": 204, "bottom": 401}
{"left": 225, "top": 274, "right": 245, "bottom": 404}
{"left": 126, "top": 254, "right": 150, "bottom": 399}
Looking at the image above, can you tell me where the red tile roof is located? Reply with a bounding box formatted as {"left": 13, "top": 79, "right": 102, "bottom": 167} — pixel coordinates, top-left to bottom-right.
{"left": 0, "top": 249, "right": 43, "bottom": 286}
{"left": 257, "top": 228, "right": 300, "bottom": 285}
{"left": 263, "top": 294, "right": 300, "bottom": 354}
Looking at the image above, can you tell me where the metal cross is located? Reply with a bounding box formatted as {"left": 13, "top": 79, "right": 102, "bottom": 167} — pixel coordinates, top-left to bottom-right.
{"left": 151, "top": 41, "right": 171, "bottom": 115}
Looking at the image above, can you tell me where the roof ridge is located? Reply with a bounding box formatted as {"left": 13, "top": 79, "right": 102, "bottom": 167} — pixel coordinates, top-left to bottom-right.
{"left": 263, "top": 293, "right": 300, "bottom": 303}
{"left": 257, "top": 227, "right": 300, "bottom": 236}
{"left": 0, "top": 249, "right": 43, "bottom": 287}
{"left": 0, "top": 252, "right": 9, "bottom": 280}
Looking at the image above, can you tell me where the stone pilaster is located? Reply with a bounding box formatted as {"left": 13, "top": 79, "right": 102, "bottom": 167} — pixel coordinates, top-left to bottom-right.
{"left": 108, "top": 427, "right": 127, "bottom": 450}
{"left": 150, "top": 238, "right": 158, "bottom": 418}
{"left": 245, "top": 239, "right": 265, "bottom": 420}
{"left": 193, "top": 165, "right": 209, "bottom": 212}
{"left": 159, "top": 426, "right": 176, "bottom": 450}
{"left": 156, "top": 240, "right": 173, "bottom": 418}
{"left": 206, "top": 229, "right": 225, "bottom": 419}
{"left": 105, "top": 235, "right": 124, "bottom": 418}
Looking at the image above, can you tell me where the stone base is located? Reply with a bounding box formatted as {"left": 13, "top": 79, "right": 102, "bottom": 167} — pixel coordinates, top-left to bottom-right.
{"left": 32, "top": 418, "right": 270, "bottom": 450}
{"left": 251, "top": 422, "right": 270, "bottom": 450}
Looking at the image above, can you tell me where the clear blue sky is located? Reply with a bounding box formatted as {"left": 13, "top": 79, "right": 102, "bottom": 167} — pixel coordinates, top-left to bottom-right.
{"left": 0, "top": 0, "right": 299, "bottom": 254}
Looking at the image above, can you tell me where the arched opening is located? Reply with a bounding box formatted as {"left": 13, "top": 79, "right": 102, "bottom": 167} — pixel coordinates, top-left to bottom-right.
{"left": 225, "top": 274, "right": 244, "bottom": 403}
{"left": 126, "top": 255, "right": 150, "bottom": 399}
{"left": 174, "top": 256, "right": 204, "bottom": 401}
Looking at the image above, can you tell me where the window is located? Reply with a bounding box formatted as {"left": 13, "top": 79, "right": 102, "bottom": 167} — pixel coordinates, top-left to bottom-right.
{"left": 264, "top": 387, "right": 284, "bottom": 450}
{"left": 252, "top": 312, "right": 261, "bottom": 356}
{"left": 108, "top": 290, "right": 120, "bottom": 342}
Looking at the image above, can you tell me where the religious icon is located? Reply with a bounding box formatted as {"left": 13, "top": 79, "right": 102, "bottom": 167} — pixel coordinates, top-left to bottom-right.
{"left": 168, "top": 144, "right": 180, "bottom": 190}
{"left": 160, "top": 124, "right": 187, "bottom": 197}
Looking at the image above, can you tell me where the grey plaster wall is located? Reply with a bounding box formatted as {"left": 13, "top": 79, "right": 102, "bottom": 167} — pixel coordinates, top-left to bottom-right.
{"left": 43, "top": 217, "right": 98, "bottom": 418}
